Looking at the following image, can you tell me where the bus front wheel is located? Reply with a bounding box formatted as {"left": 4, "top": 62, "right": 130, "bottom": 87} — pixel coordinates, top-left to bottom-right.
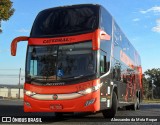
{"left": 102, "top": 92, "right": 117, "bottom": 118}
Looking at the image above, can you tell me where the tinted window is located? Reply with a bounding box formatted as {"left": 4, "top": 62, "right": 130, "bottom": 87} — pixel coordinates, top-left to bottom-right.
{"left": 100, "top": 50, "right": 109, "bottom": 75}
{"left": 113, "top": 23, "right": 122, "bottom": 47}
{"left": 31, "top": 5, "right": 99, "bottom": 37}
{"left": 100, "top": 7, "right": 112, "bottom": 35}
{"left": 26, "top": 41, "right": 97, "bottom": 84}
{"left": 100, "top": 7, "right": 112, "bottom": 59}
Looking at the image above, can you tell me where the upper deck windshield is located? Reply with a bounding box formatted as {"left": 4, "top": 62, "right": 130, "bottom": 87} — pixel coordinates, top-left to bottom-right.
{"left": 26, "top": 41, "right": 96, "bottom": 84}
{"left": 30, "top": 5, "right": 99, "bottom": 37}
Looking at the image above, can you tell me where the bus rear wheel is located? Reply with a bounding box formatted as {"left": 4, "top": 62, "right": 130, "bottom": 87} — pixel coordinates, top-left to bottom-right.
{"left": 127, "top": 95, "right": 140, "bottom": 111}
{"left": 137, "top": 94, "right": 140, "bottom": 110}
{"left": 102, "top": 92, "right": 117, "bottom": 118}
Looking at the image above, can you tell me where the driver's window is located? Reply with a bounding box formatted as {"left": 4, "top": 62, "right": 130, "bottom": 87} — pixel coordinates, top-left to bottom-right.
{"left": 100, "top": 52, "right": 107, "bottom": 75}
{"left": 30, "top": 60, "right": 37, "bottom": 75}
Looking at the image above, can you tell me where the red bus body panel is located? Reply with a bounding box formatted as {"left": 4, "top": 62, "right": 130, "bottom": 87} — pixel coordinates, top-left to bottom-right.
{"left": 23, "top": 29, "right": 109, "bottom": 112}
{"left": 24, "top": 79, "right": 100, "bottom": 112}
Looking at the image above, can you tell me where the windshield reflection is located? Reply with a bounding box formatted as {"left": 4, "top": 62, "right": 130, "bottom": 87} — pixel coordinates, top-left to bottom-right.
{"left": 26, "top": 41, "right": 96, "bottom": 83}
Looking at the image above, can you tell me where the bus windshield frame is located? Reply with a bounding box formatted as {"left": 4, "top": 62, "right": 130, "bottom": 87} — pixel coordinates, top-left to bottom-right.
{"left": 26, "top": 41, "right": 97, "bottom": 85}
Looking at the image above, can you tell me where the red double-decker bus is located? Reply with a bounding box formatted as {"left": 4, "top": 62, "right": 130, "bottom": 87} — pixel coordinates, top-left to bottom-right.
{"left": 11, "top": 4, "right": 143, "bottom": 118}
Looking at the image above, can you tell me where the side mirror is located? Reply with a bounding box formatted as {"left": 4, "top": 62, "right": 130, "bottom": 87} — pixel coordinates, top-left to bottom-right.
{"left": 11, "top": 36, "right": 29, "bottom": 56}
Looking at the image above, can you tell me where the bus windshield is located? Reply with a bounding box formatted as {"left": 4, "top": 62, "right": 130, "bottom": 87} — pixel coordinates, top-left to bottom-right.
{"left": 26, "top": 41, "right": 96, "bottom": 84}
{"left": 30, "top": 5, "right": 99, "bottom": 37}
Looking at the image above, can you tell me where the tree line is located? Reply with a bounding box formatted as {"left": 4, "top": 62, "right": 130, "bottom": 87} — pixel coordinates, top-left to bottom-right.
{"left": 143, "top": 68, "right": 160, "bottom": 99}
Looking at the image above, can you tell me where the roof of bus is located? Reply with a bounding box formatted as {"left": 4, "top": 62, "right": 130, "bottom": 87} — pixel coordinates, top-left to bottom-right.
{"left": 39, "top": 4, "right": 101, "bottom": 12}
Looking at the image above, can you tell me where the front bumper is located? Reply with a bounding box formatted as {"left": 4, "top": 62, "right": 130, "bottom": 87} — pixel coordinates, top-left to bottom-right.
{"left": 24, "top": 90, "right": 100, "bottom": 112}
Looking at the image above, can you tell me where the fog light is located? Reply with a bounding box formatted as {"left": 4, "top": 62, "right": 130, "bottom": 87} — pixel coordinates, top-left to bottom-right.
{"left": 85, "top": 98, "right": 95, "bottom": 106}
{"left": 25, "top": 90, "right": 36, "bottom": 97}
{"left": 24, "top": 102, "right": 31, "bottom": 107}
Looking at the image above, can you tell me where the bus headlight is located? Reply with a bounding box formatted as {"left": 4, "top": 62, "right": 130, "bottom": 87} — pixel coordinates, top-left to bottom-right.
{"left": 25, "top": 90, "right": 36, "bottom": 97}
{"left": 78, "top": 83, "right": 102, "bottom": 95}
{"left": 85, "top": 88, "right": 92, "bottom": 94}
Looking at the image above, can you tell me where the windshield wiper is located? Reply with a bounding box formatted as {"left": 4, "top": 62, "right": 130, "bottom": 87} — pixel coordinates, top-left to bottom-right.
{"left": 30, "top": 76, "right": 43, "bottom": 81}
{"left": 58, "top": 75, "right": 84, "bottom": 80}
{"left": 74, "top": 75, "right": 84, "bottom": 79}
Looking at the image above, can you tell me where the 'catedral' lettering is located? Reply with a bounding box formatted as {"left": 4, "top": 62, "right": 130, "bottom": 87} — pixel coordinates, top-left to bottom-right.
{"left": 43, "top": 38, "right": 73, "bottom": 43}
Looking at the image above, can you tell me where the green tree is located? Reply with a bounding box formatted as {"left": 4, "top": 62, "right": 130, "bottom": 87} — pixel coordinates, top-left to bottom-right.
{"left": 144, "top": 68, "right": 160, "bottom": 99}
{"left": 0, "top": 0, "right": 15, "bottom": 33}
{"left": 144, "top": 68, "right": 160, "bottom": 87}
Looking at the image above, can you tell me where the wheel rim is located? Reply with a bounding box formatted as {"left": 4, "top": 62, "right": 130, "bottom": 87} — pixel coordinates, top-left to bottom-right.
{"left": 137, "top": 98, "right": 140, "bottom": 109}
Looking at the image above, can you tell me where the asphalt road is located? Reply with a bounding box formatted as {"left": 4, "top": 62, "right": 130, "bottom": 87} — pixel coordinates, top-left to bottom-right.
{"left": 0, "top": 99, "right": 160, "bottom": 125}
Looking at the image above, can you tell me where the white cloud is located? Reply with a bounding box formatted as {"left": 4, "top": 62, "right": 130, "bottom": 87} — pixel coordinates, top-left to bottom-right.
{"left": 17, "top": 28, "right": 29, "bottom": 33}
{"left": 152, "top": 26, "right": 160, "bottom": 32}
{"left": 132, "top": 18, "right": 140, "bottom": 22}
{"left": 140, "top": 6, "right": 160, "bottom": 14}
{"left": 152, "top": 19, "right": 160, "bottom": 33}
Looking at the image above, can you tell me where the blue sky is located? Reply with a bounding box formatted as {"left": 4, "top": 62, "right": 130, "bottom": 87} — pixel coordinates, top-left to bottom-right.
{"left": 0, "top": 0, "right": 160, "bottom": 84}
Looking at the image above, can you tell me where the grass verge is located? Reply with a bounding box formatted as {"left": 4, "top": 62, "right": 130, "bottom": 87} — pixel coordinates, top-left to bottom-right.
{"left": 143, "top": 99, "right": 160, "bottom": 103}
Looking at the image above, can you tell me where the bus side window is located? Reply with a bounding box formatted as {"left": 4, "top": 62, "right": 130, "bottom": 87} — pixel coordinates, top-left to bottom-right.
{"left": 123, "top": 74, "right": 127, "bottom": 83}
{"left": 113, "top": 61, "right": 121, "bottom": 81}
{"left": 100, "top": 54, "right": 107, "bottom": 75}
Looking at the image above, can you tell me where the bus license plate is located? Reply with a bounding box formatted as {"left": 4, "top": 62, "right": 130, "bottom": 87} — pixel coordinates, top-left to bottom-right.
{"left": 50, "top": 104, "right": 63, "bottom": 110}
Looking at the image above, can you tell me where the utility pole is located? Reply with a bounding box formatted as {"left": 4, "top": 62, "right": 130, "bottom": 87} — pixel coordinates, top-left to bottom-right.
{"left": 18, "top": 68, "right": 21, "bottom": 99}
{"left": 152, "top": 79, "right": 154, "bottom": 100}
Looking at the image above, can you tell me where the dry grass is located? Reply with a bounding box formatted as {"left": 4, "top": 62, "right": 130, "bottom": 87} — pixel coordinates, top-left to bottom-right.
{"left": 143, "top": 99, "right": 160, "bottom": 103}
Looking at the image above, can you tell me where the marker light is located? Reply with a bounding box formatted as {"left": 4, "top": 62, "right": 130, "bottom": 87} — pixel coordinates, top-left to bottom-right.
{"left": 85, "top": 98, "right": 95, "bottom": 106}
{"left": 25, "top": 90, "right": 36, "bottom": 97}
{"left": 24, "top": 101, "right": 31, "bottom": 107}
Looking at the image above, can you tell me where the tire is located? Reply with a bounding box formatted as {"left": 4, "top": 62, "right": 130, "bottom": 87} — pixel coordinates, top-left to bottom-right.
{"left": 130, "top": 95, "right": 139, "bottom": 111}
{"left": 136, "top": 96, "right": 140, "bottom": 110}
{"left": 102, "top": 92, "right": 117, "bottom": 118}
{"left": 125, "top": 105, "right": 131, "bottom": 110}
